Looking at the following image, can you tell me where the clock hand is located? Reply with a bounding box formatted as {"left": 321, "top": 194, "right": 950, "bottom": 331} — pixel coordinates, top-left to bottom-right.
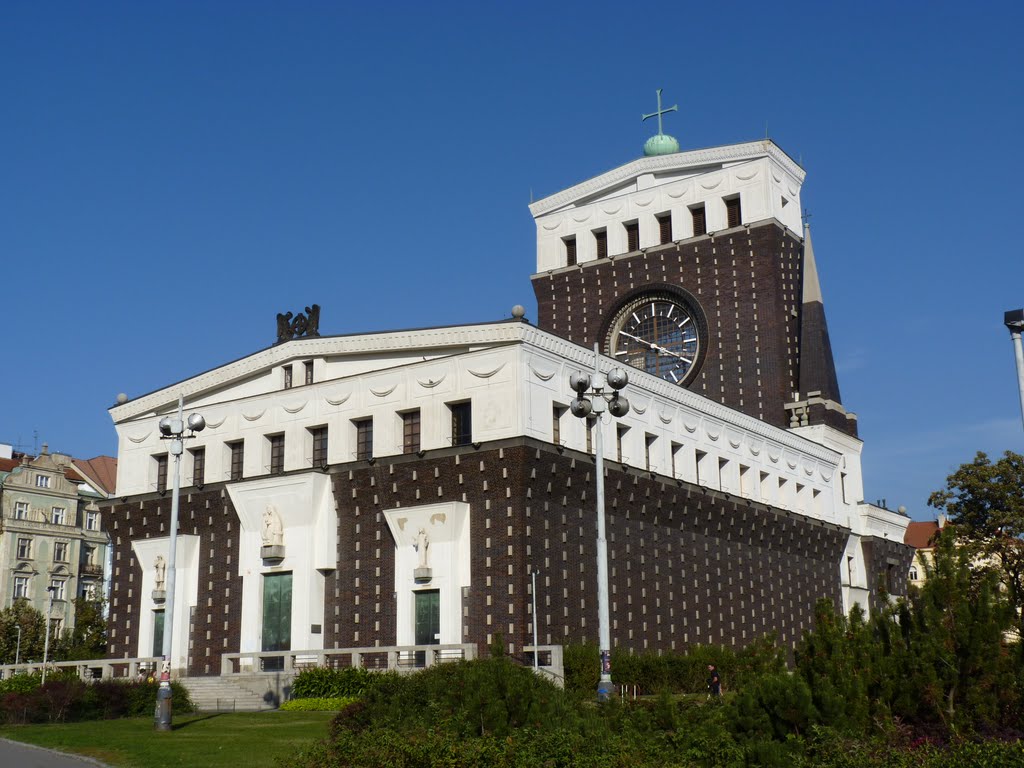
{"left": 618, "top": 330, "right": 656, "bottom": 348}
{"left": 649, "top": 343, "right": 693, "bottom": 363}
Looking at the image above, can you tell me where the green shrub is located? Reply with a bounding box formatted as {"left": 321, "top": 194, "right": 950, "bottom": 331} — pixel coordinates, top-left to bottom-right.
{"left": 291, "top": 666, "right": 375, "bottom": 699}
{"left": 0, "top": 678, "right": 192, "bottom": 724}
{"left": 280, "top": 696, "right": 357, "bottom": 711}
{"left": 0, "top": 673, "right": 42, "bottom": 694}
{"left": 562, "top": 642, "right": 599, "bottom": 695}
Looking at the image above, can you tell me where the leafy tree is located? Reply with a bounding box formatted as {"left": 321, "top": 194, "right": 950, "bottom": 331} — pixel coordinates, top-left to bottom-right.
{"left": 53, "top": 597, "right": 107, "bottom": 661}
{"left": 0, "top": 600, "right": 46, "bottom": 664}
{"left": 888, "top": 530, "right": 1013, "bottom": 734}
{"left": 928, "top": 450, "right": 1024, "bottom": 638}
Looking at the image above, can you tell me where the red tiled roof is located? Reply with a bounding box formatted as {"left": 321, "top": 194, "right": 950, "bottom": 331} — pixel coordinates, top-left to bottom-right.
{"left": 0, "top": 457, "right": 20, "bottom": 473}
{"left": 73, "top": 456, "right": 118, "bottom": 495}
{"left": 905, "top": 521, "right": 940, "bottom": 549}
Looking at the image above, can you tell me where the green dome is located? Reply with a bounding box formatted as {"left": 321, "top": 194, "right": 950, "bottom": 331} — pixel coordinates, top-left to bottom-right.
{"left": 643, "top": 133, "right": 679, "bottom": 156}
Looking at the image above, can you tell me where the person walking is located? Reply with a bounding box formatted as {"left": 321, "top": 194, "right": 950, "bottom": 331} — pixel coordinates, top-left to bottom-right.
{"left": 707, "top": 664, "right": 722, "bottom": 699}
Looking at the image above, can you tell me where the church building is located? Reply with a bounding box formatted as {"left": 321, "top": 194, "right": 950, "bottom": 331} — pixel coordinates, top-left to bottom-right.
{"left": 103, "top": 112, "right": 911, "bottom": 676}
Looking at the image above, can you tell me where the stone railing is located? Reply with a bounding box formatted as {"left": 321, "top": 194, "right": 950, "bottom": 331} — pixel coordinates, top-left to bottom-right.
{"left": 220, "top": 644, "right": 478, "bottom": 676}
{"left": 0, "top": 656, "right": 162, "bottom": 681}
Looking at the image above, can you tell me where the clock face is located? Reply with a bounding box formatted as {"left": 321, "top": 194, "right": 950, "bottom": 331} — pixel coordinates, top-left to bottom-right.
{"left": 607, "top": 292, "right": 704, "bottom": 385}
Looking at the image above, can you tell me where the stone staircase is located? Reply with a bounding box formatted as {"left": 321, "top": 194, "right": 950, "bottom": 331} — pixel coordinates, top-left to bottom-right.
{"left": 180, "top": 674, "right": 294, "bottom": 712}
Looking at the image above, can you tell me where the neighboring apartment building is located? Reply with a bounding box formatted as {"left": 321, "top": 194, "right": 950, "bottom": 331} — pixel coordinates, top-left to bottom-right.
{"left": 0, "top": 442, "right": 116, "bottom": 635}
{"left": 904, "top": 516, "right": 946, "bottom": 587}
{"left": 104, "top": 130, "right": 912, "bottom": 676}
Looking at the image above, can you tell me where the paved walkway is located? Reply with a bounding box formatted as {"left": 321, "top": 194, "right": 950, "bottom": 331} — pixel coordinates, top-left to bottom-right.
{"left": 0, "top": 737, "right": 108, "bottom": 767}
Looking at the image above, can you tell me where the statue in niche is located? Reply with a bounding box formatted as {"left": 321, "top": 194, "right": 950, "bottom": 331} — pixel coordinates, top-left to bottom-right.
{"left": 415, "top": 528, "right": 430, "bottom": 569}
{"left": 154, "top": 555, "right": 166, "bottom": 590}
{"left": 262, "top": 505, "right": 284, "bottom": 547}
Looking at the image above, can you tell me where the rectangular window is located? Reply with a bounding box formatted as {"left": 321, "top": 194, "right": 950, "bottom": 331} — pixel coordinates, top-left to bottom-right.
{"left": 49, "top": 618, "right": 62, "bottom": 638}
{"left": 155, "top": 454, "right": 168, "bottom": 493}
{"left": 36, "top": 475, "right": 50, "bottom": 488}
{"left": 86, "top": 511, "right": 100, "bottom": 531}
{"left": 268, "top": 434, "right": 285, "bottom": 474}
{"left": 616, "top": 425, "right": 629, "bottom": 463}
{"left": 54, "top": 542, "right": 68, "bottom": 562}
{"left": 51, "top": 506, "right": 66, "bottom": 526}
{"left": 14, "top": 501, "right": 28, "bottom": 520}
{"left": 450, "top": 402, "right": 472, "bottom": 447}
{"left": 401, "top": 411, "right": 421, "bottom": 454}
{"left": 625, "top": 221, "right": 639, "bottom": 252}
{"left": 564, "top": 236, "right": 577, "bottom": 267}
{"left": 644, "top": 434, "right": 656, "bottom": 471}
{"left": 691, "top": 204, "right": 707, "bottom": 236}
{"left": 718, "top": 458, "right": 729, "bottom": 491}
{"left": 191, "top": 447, "right": 206, "bottom": 487}
{"left": 50, "top": 579, "right": 65, "bottom": 601}
{"left": 585, "top": 418, "right": 594, "bottom": 454}
{"left": 17, "top": 538, "right": 32, "bottom": 559}
{"left": 83, "top": 545, "right": 96, "bottom": 566}
{"left": 354, "top": 418, "right": 373, "bottom": 460}
{"left": 593, "top": 229, "right": 607, "bottom": 260}
{"left": 552, "top": 405, "right": 566, "bottom": 446}
{"left": 310, "top": 426, "right": 328, "bottom": 466}
{"left": 304, "top": 361, "right": 314, "bottom": 386}
{"left": 671, "top": 442, "right": 682, "bottom": 477}
{"left": 13, "top": 575, "right": 29, "bottom": 600}
{"left": 657, "top": 213, "right": 672, "bottom": 244}
{"left": 283, "top": 366, "right": 293, "bottom": 390}
{"left": 82, "top": 582, "right": 97, "bottom": 601}
{"left": 725, "top": 196, "right": 742, "bottom": 229}
{"left": 229, "top": 441, "right": 244, "bottom": 481}
{"left": 695, "top": 450, "right": 707, "bottom": 486}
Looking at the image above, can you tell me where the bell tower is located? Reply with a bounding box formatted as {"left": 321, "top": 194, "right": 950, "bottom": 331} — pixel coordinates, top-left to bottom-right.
{"left": 529, "top": 93, "right": 856, "bottom": 437}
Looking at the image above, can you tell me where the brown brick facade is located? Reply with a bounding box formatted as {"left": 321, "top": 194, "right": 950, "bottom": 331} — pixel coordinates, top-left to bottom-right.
{"left": 106, "top": 438, "right": 884, "bottom": 674}
{"left": 532, "top": 221, "right": 804, "bottom": 431}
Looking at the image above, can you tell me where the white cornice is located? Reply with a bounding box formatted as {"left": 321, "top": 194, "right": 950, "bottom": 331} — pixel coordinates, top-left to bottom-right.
{"left": 109, "top": 322, "right": 526, "bottom": 422}
{"left": 110, "top": 319, "right": 839, "bottom": 466}
{"left": 528, "top": 140, "right": 805, "bottom": 218}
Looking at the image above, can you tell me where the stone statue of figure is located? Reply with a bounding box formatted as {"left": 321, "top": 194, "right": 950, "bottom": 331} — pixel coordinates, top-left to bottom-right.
{"left": 154, "top": 555, "right": 166, "bottom": 590}
{"left": 262, "top": 504, "right": 284, "bottom": 547}
{"left": 276, "top": 311, "right": 294, "bottom": 343}
{"left": 415, "top": 527, "right": 429, "bottom": 569}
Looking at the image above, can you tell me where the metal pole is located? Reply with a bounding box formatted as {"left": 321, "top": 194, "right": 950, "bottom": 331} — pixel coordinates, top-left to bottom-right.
{"left": 15, "top": 626, "right": 21, "bottom": 666}
{"left": 156, "top": 394, "right": 184, "bottom": 732}
{"left": 1010, "top": 327, "right": 1024, "bottom": 431}
{"left": 42, "top": 587, "right": 54, "bottom": 684}
{"left": 593, "top": 343, "right": 613, "bottom": 701}
{"left": 531, "top": 570, "right": 539, "bottom": 671}
{"left": 163, "top": 394, "right": 183, "bottom": 665}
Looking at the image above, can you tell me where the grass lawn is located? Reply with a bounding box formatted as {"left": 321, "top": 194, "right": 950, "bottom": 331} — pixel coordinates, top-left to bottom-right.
{"left": 0, "top": 711, "right": 334, "bottom": 767}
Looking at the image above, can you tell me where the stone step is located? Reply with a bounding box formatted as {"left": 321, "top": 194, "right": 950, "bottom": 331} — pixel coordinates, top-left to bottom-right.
{"left": 179, "top": 675, "right": 287, "bottom": 712}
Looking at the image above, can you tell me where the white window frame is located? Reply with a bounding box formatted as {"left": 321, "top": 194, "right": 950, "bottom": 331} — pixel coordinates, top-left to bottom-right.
{"left": 51, "top": 506, "right": 66, "bottom": 525}
{"left": 14, "top": 501, "right": 29, "bottom": 519}
{"left": 35, "top": 475, "right": 50, "bottom": 488}
{"left": 86, "top": 511, "right": 100, "bottom": 531}
{"left": 16, "top": 538, "right": 32, "bottom": 559}
{"left": 54, "top": 541, "right": 69, "bottom": 562}
{"left": 13, "top": 575, "right": 29, "bottom": 599}
{"left": 50, "top": 579, "right": 66, "bottom": 601}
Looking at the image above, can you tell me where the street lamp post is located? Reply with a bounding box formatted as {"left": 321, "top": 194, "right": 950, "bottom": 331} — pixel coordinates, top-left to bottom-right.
{"left": 155, "top": 394, "right": 206, "bottom": 731}
{"left": 569, "top": 342, "right": 630, "bottom": 701}
{"left": 15, "top": 625, "right": 21, "bottom": 667}
{"left": 41, "top": 585, "right": 56, "bottom": 684}
{"left": 1005, "top": 309, "right": 1024, "bottom": 431}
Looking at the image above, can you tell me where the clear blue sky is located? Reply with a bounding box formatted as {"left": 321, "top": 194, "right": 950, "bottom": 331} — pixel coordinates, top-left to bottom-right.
{"left": 2, "top": 1, "right": 1022, "bottom": 519}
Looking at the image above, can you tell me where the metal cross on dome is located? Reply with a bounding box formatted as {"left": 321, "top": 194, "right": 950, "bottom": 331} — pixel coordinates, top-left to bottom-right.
{"left": 642, "top": 89, "right": 678, "bottom": 137}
